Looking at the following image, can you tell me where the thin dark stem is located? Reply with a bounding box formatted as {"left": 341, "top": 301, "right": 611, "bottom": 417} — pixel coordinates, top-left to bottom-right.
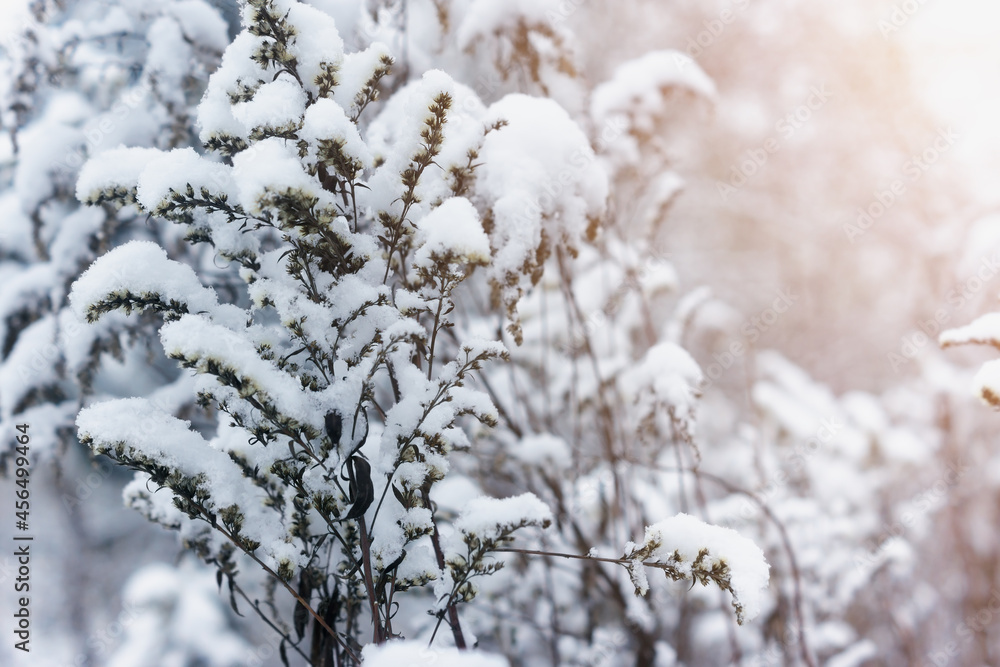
{"left": 357, "top": 520, "right": 386, "bottom": 643}
{"left": 231, "top": 581, "right": 314, "bottom": 666}
{"left": 427, "top": 292, "right": 446, "bottom": 380}
{"left": 428, "top": 579, "right": 468, "bottom": 649}
{"left": 494, "top": 546, "right": 629, "bottom": 566}
{"left": 672, "top": 426, "right": 689, "bottom": 514}
{"left": 113, "top": 429, "right": 345, "bottom": 660}
{"left": 423, "top": 486, "right": 467, "bottom": 649}
{"left": 179, "top": 496, "right": 361, "bottom": 664}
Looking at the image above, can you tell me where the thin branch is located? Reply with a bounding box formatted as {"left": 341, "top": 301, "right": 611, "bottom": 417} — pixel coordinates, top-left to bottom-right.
{"left": 231, "top": 581, "right": 314, "bottom": 666}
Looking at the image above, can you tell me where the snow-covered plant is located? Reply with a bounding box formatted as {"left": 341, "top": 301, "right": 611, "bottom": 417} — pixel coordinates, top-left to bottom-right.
{"left": 418, "top": 49, "right": 784, "bottom": 666}
{"left": 621, "top": 514, "right": 769, "bottom": 625}
{"left": 326, "top": 0, "right": 582, "bottom": 105}
{"left": 0, "top": 0, "right": 229, "bottom": 461}
{"left": 403, "top": 0, "right": 581, "bottom": 101}
{"left": 0, "top": 0, "right": 232, "bottom": 661}
{"left": 69, "top": 1, "right": 770, "bottom": 662}
{"left": 941, "top": 313, "right": 1000, "bottom": 406}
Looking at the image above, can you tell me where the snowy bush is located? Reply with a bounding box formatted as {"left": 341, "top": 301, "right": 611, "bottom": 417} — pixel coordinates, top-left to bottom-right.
{"left": 69, "top": 0, "right": 769, "bottom": 663}
{"left": 10, "top": 0, "right": 989, "bottom": 665}
{"left": 0, "top": 0, "right": 229, "bottom": 459}
{"left": 0, "top": 1, "right": 239, "bottom": 662}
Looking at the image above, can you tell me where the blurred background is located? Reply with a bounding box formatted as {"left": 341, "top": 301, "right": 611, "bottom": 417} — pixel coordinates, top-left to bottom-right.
{"left": 585, "top": 0, "right": 1000, "bottom": 395}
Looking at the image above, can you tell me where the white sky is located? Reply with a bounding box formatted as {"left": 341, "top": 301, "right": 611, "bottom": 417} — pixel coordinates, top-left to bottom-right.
{"left": 901, "top": 0, "right": 1000, "bottom": 205}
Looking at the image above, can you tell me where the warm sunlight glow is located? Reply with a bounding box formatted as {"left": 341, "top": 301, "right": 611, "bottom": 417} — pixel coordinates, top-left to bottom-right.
{"left": 903, "top": 0, "right": 1000, "bottom": 198}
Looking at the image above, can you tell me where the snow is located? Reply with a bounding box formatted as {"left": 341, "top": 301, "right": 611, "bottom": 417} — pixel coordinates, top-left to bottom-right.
{"left": 430, "top": 476, "right": 484, "bottom": 517}
{"left": 362, "top": 641, "right": 509, "bottom": 667}
{"left": 77, "top": 398, "right": 307, "bottom": 573}
{"left": 300, "top": 96, "right": 373, "bottom": 174}
{"left": 76, "top": 399, "right": 208, "bottom": 473}
{"left": 509, "top": 433, "right": 571, "bottom": 465}
{"left": 136, "top": 147, "right": 235, "bottom": 213}
{"left": 455, "top": 0, "right": 561, "bottom": 50}
{"left": 167, "top": 0, "right": 230, "bottom": 53}
{"left": 158, "top": 313, "right": 325, "bottom": 433}
{"left": 231, "top": 76, "right": 306, "bottom": 135}
{"left": 412, "top": 197, "right": 491, "bottom": 268}
{"left": 146, "top": 17, "right": 192, "bottom": 108}
{"left": 363, "top": 69, "right": 461, "bottom": 216}
{"left": 752, "top": 381, "right": 823, "bottom": 438}
{"left": 477, "top": 94, "right": 608, "bottom": 311}
{"left": 452, "top": 492, "right": 552, "bottom": 544}
{"left": 123, "top": 472, "right": 190, "bottom": 532}
{"left": 753, "top": 351, "right": 842, "bottom": 436}
{"left": 840, "top": 391, "right": 890, "bottom": 434}
{"left": 970, "top": 358, "right": 1000, "bottom": 407}
{"left": 285, "top": 3, "right": 345, "bottom": 99}
{"left": 0, "top": 263, "right": 57, "bottom": 354}
{"left": 75, "top": 6, "right": 133, "bottom": 38}
{"left": 825, "top": 640, "right": 879, "bottom": 667}
{"left": 940, "top": 312, "right": 1000, "bottom": 349}
{"left": 331, "top": 41, "right": 393, "bottom": 112}
{"left": 15, "top": 120, "right": 84, "bottom": 213}
{"left": 880, "top": 427, "right": 932, "bottom": 463}
{"left": 197, "top": 31, "right": 270, "bottom": 147}
{"left": 230, "top": 137, "right": 322, "bottom": 214}
{"left": 8, "top": 0, "right": 997, "bottom": 661}
{"left": 638, "top": 171, "right": 686, "bottom": 232}
{"left": 939, "top": 314, "right": 1000, "bottom": 405}
{"left": 590, "top": 51, "right": 715, "bottom": 168}
{"left": 48, "top": 205, "right": 106, "bottom": 271}
{"left": 591, "top": 50, "right": 716, "bottom": 126}
{"left": 623, "top": 513, "right": 770, "bottom": 623}
{"left": 108, "top": 560, "right": 249, "bottom": 667}
{"left": 0, "top": 192, "right": 34, "bottom": 258}
{"left": 306, "top": 0, "right": 362, "bottom": 41}
{"left": 0, "top": 315, "right": 59, "bottom": 417}
{"left": 68, "top": 240, "right": 219, "bottom": 322}
{"left": 75, "top": 146, "right": 163, "bottom": 205}
{"left": 624, "top": 342, "right": 703, "bottom": 413}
